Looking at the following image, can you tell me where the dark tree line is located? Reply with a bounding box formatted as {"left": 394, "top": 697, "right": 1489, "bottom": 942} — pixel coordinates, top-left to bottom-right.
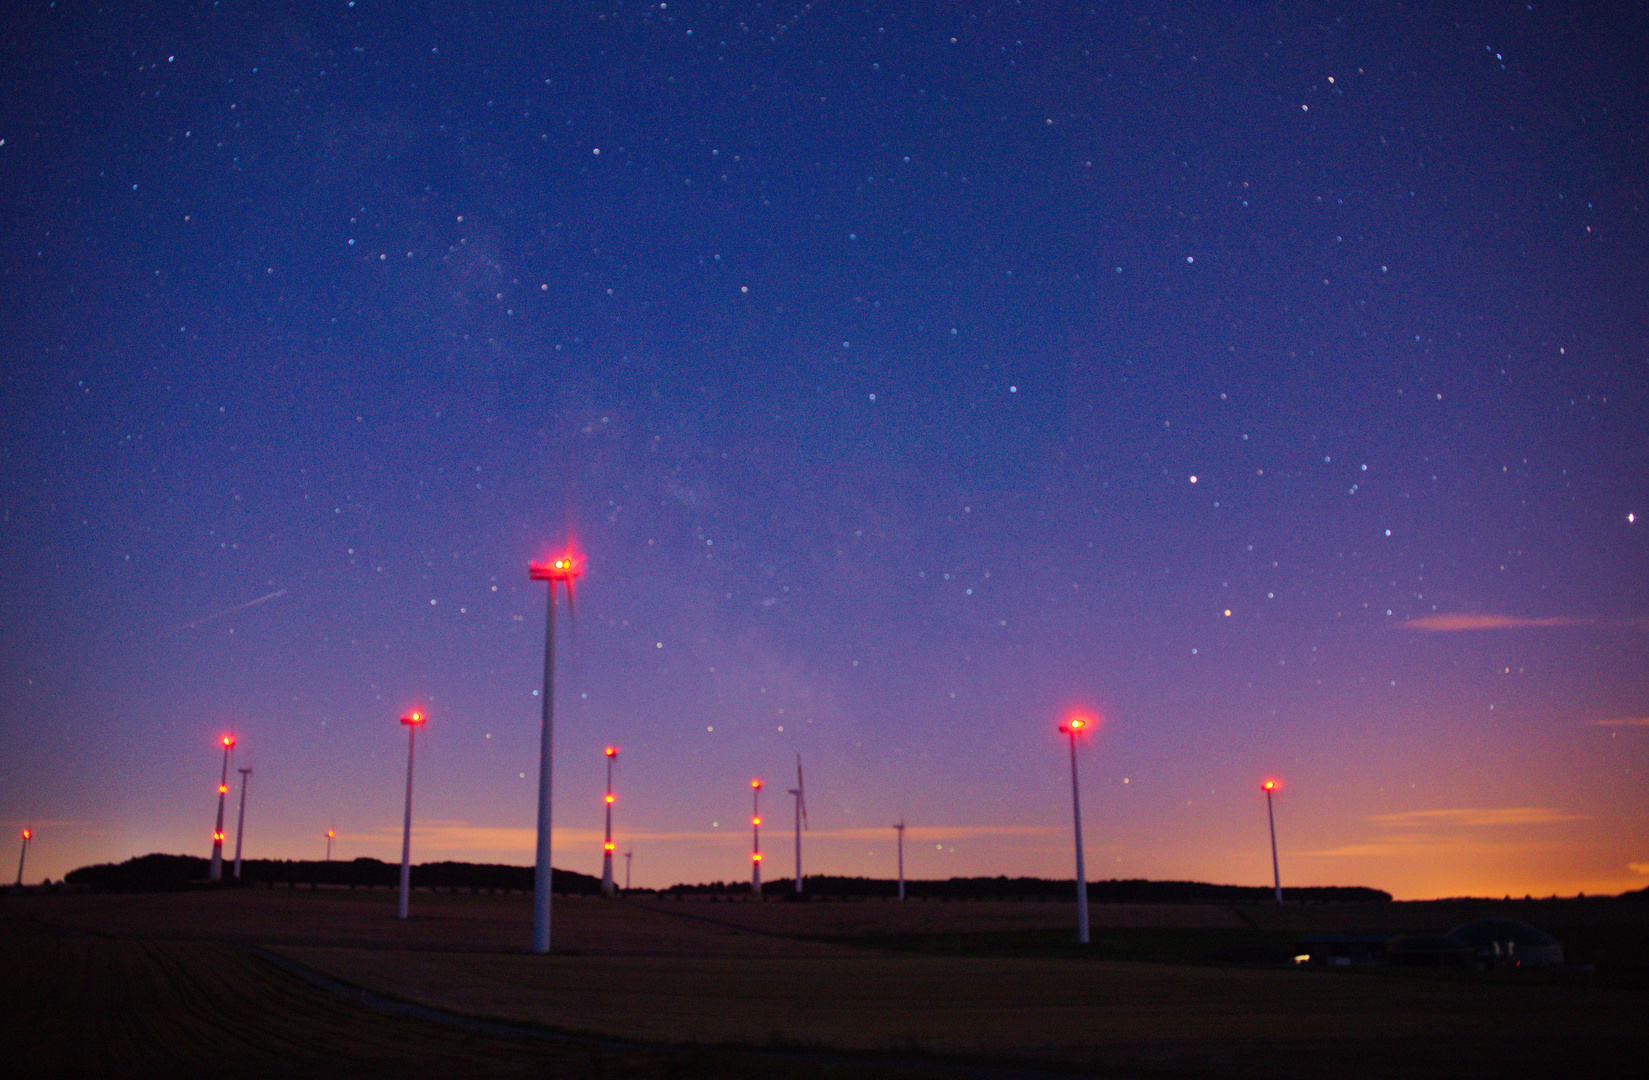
{"left": 62, "top": 855, "right": 1390, "bottom": 902}
{"left": 63, "top": 853, "right": 601, "bottom": 894}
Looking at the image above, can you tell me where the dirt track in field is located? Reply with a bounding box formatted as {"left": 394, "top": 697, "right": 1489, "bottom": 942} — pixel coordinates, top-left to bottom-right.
{"left": 4, "top": 888, "right": 1643, "bottom": 1079}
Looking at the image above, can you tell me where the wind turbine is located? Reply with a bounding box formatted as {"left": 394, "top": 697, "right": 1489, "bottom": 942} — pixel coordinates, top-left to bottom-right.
{"left": 15, "top": 828, "right": 31, "bottom": 887}
{"left": 788, "top": 753, "right": 807, "bottom": 894}
{"left": 1263, "top": 779, "right": 1283, "bottom": 903}
{"left": 233, "top": 767, "right": 252, "bottom": 880}
{"left": 600, "top": 746, "right": 618, "bottom": 897}
{"left": 209, "top": 734, "right": 235, "bottom": 882}
{"left": 750, "top": 778, "right": 763, "bottom": 894}
{"left": 624, "top": 847, "right": 633, "bottom": 891}
{"left": 325, "top": 829, "right": 335, "bottom": 861}
{"left": 1059, "top": 714, "right": 1092, "bottom": 945}
{"left": 529, "top": 550, "right": 582, "bottom": 953}
{"left": 893, "top": 820, "right": 905, "bottom": 901}
{"left": 398, "top": 709, "right": 425, "bottom": 920}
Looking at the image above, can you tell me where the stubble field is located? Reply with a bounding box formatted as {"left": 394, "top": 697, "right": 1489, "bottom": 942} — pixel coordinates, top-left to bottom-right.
{"left": 2, "top": 886, "right": 1641, "bottom": 1078}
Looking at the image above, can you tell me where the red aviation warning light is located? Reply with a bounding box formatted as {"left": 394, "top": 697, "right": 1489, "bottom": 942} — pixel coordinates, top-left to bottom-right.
{"left": 21, "top": 829, "right": 30, "bottom": 841}
{"left": 752, "top": 816, "right": 762, "bottom": 826}
{"left": 1059, "top": 714, "right": 1092, "bottom": 735}
{"left": 752, "top": 851, "right": 762, "bottom": 862}
{"left": 1262, "top": 779, "right": 1280, "bottom": 792}
{"left": 605, "top": 793, "right": 616, "bottom": 804}
{"left": 221, "top": 734, "right": 236, "bottom": 748}
{"left": 401, "top": 710, "right": 425, "bottom": 726}
{"left": 604, "top": 841, "right": 615, "bottom": 852}
{"left": 604, "top": 746, "right": 617, "bottom": 758}
{"left": 751, "top": 778, "right": 762, "bottom": 789}
{"left": 529, "top": 553, "right": 584, "bottom": 581}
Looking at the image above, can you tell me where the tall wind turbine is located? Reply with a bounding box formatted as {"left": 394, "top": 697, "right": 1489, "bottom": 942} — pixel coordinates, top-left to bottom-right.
{"left": 788, "top": 753, "right": 807, "bottom": 894}
{"left": 528, "top": 550, "right": 582, "bottom": 954}
{"left": 893, "top": 820, "right": 905, "bottom": 901}
{"left": 624, "top": 847, "right": 633, "bottom": 891}
{"left": 1059, "top": 714, "right": 1092, "bottom": 944}
{"left": 750, "top": 778, "right": 763, "bottom": 894}
{"left": 1262, "top": 779, "right": 1284, "bottom": 903}
{"left": 209, "top": 734, "right": 235, "bottom": 882}
{"left": 398, "top": 709, "right": 426, "bottom": 919}
{"left": 233, "top": 767, "right": 252, "bottom": 880}
{"left": 600, "top": 746, "right": 618, "bottom": 897}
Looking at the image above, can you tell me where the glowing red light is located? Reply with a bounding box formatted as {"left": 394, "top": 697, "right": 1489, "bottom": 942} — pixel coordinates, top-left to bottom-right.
{"left": 21, "top": 829, "right": 31, "bottom": 840}
{"left": 213, "top": 831, "right": 224, "bottom": 841}
{"left": 752, "top": 852, "right": 762, "bottom": 862}
{"left": 221, "top": 735, "right": 236, "bottom": 748}
{"left": 604, "top": 842, "right": 615, "bottom": 851}
{"left": 1262, "top": 779, "right": 1280, "bottom": 792}
{"left": 326, "top": 830, "right": 335, "bottom": 839}
{"left": 752, "top": 816, "right": 762, "bottom": 826}
{"left": 751, "top": 778, "right": 762, "bottom": 789}
{"left": 529, "top": 553, "right": 584, "bottom": 581}
{"left": 401, "top": 710, "right": 425, "bottom": 726}
{"left": 604, "top": 746, "right": 617, "bottom": 758}
{"left": 219, "top": 784, "right": 228, "bottom": 794}
{"left": 1060, "top": 714, "right": 1093, "bottom": 734}
{"left": 604, "top": 794, "right": 615, "bottom": 804}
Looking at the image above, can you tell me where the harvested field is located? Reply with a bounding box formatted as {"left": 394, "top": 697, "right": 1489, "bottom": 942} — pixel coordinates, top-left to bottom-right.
{"left": 4, "top": 888, "right": 1643, "bottom": 1078}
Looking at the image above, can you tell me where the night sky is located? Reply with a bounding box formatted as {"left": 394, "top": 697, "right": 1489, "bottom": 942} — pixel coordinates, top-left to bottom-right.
{"left": 2, "top": 1, "right": 1645, "bottom": 900}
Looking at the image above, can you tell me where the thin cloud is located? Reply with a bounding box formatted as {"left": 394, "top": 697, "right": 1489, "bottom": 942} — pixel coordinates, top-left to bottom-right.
{"left": 1629, "top": 863, "right": 1649, "bottom": 876}
{"left": 361, "top": 821, "right": 1060, "bottom": 854}
{"left": 1366, "top": 807, "right": 1585, "bottom": 828}
{"left": 595, "top": 824, "right": 1060, "bottom": 845}
{"left": 1400, "top": 613, "right": 1594, "bottom": 632}
{"left": 1593, "top": 716, "right": 1649, "bottom": 727}
{"left": 1310, "top": 837, "right": 1572, "bottom": 859}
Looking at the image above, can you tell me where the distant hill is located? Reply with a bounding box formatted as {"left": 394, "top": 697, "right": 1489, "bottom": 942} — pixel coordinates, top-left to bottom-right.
{"left": 668, "top": 875, "right": 1393, "bottom": 903}
{"left": 63, "top": 853, "right": 600, "bottom": 894}
{"left": 63, "top": 857, "right": 1389, "bottom": 903}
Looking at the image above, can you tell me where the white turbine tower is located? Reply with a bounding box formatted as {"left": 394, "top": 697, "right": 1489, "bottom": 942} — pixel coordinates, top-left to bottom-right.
{"left": 788, "top": 754, "right": 807, "bottom": 894}
{"left": 232, "top": 766, "right": 252, "bottom": 880}
{"left": 893, "top": 820, "right": 905, "bottom": 901}
{"left": 600, "top": 746, "right": 618, "bottom": 897}
{"left": 750, "top": 778, "right": 763, "bottom": 894}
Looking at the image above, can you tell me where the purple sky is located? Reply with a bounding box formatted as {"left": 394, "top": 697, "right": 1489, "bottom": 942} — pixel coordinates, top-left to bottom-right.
{"left": 2, "top": 1, "right": 1645, "bottom": 899}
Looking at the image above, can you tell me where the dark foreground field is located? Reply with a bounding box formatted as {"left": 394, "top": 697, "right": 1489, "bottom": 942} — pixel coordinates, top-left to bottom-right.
{"left": 2, "top": 888, "right": 1642, "bottom": 1078}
